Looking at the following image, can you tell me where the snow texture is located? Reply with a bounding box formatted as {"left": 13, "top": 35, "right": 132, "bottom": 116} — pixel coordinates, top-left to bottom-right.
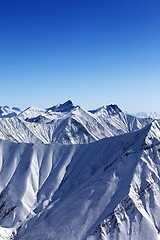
{"left": 0, "top": 101, "right": 160, "bottom": 240}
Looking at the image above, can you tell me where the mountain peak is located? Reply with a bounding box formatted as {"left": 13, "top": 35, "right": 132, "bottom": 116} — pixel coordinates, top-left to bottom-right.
{"left": 132, "top": 111, "right": 160, "bottom": 119}
{"left": 105, "top": 104, "right": 122, "bottom": 114}
{"left": 144, "top": 120, "right": 160, "bottom": 146}
{"left": 47, "top": 100, "right": 74, "bottom": 112}
{"left": 0, "top": 105, "right": 21, "bottom": 118}
{"left": 90, "top": 104, "right": 122, "bottom": 116}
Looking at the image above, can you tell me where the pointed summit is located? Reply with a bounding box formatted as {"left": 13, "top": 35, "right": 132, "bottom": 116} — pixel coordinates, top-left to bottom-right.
{"left": 90, "top": 104, "right": 122, "bottom": 117}
{"left": 47, "top": 100, "right": 74, "bottom": 112}
{"left": 143, "top": 120, "right": 160, "bottom": 146}
{"left": 104, "top": 104, "right": 122, "bottom": 115}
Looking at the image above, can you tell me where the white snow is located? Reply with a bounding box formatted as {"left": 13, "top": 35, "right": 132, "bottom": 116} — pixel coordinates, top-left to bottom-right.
{"left": 0, "top": 102, "right": 152, "bottom": 145}
{"left": 0, "top": 101, "right": 159, "bottom": 240}
{"left": 129, "top": 111, "right": 160, "bottom": 119}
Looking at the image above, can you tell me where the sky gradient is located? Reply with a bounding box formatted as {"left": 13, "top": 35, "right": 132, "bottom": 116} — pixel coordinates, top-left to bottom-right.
{"left": 0, "top": 0, "right": 160, "bottom": 112}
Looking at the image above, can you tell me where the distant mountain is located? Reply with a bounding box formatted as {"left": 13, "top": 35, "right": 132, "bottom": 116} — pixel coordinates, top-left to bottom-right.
{"left": 89, "top": 104, "right": 122, "bottom": 116}
{"left": 46, "top": 100, "right": 74, "bottom": 112}
{"left": 0, "top": 106, "right": 21, "bottom": 118}
{"left": 18, "top": 106, "right": 46, "bottom": 119}
{"left": 0, "top": 101, "right": 152, "bottom": 144}
{"left": 132, "top": 111, "right": 160, "bottom": 119}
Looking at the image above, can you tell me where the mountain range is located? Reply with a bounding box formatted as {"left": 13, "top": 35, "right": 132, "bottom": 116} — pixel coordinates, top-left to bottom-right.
{"left": 131, "top": 111, "right": 160, "bottom": 119}
{"left": 0, "top": 101, "right": 152, "bottom": 145}
{"left": 0, "top": 101, "right": 160, "bottom": 240}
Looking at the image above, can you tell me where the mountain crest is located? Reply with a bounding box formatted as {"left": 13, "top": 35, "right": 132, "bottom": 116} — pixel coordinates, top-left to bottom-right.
{"left": 104, "top": 104, "right": 122, "bottom": 115}
{"left": 90, "top": 104, "right": 122, "bottom": 117}
{"left": 144, "top": 120, "right": 160, "bottom": 146}
{"left": 47, "top": 100, "right": 74, "bottom": 112}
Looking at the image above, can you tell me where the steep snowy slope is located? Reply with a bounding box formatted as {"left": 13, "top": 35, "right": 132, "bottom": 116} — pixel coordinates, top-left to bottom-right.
{"left": 0, "top": 120, "right": 160, "bottom": 239}
{"left": 0, "top": 101, "right": 152, "bottom": 145}
{"left": 91, "top": 104, "right": 152, "bottom": 133}
{"left": 0, "top": 117, "right": 42, "bottom": 143}
{"left": 18, "top": 106, "right": 46, "bottom": 119}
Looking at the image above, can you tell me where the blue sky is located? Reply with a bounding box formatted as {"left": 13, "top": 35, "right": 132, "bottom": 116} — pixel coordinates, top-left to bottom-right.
{"left": 0, "top": 0, "right": 160, "bottom": 112}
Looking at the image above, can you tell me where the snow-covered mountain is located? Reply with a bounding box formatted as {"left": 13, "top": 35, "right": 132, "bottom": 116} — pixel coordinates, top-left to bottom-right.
{"left": 129, "top": 111, "right": 160, "bottom": 119}
{"left": 0, "top": 101, "right": 160, "bottom": 240}
{"left": 0, "top": 119, "right": 160, "bottom": 239}
{"left": 0, "top": 106, "right": 21, "bottom": 118}
{"left": 0, "top": 101, "right": 152, "bottom": 145}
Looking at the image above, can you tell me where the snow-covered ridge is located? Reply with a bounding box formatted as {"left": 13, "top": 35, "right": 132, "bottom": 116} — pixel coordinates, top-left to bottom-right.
{"left": 0, "top": 106, "right": 21, "bottom": 118}
{"left": 89, "top": 104, "right": 122, "bottom": 116}
{"left": 0, "top": 100, "right": 160, "bottom": 240}
{"left": 128, "top": 111, "right": 160, "bottom": 119}
{"left": 0, "top": 101, "right": 153, "bottom": 145}
{"left": 46, "top": 100, "right": 74, "bottom": 112}
{"left": 0, "top": 120, "right": 160, "bottom": 239}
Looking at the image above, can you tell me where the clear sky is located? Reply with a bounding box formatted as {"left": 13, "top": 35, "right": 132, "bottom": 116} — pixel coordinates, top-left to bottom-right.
{"left": 0, "top": 0, "right": 160, "bottom": 112}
